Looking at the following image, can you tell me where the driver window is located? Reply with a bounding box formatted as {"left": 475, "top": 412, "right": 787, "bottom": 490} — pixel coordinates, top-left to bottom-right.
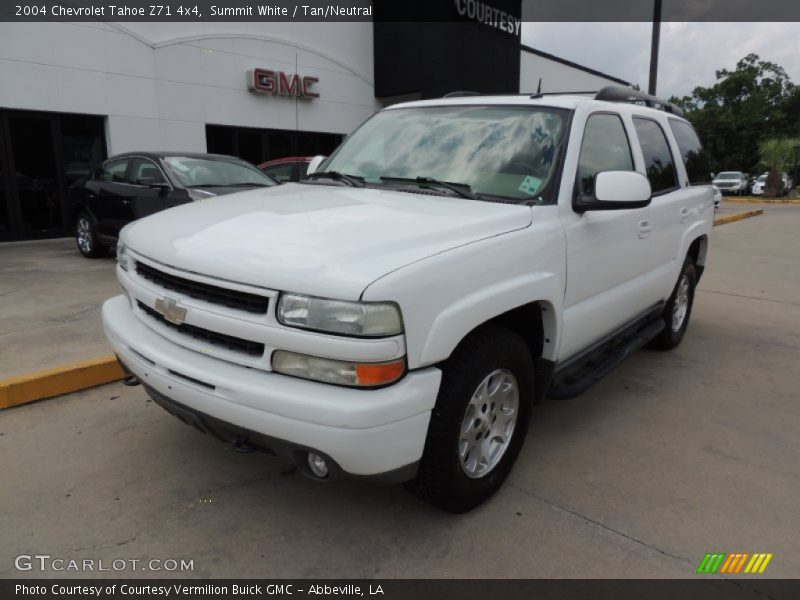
{"left": 578, "top": 114, "right": 634, "bottom": 196}
{"left": 130, "top": 158, "right": 166, "bottom": 185}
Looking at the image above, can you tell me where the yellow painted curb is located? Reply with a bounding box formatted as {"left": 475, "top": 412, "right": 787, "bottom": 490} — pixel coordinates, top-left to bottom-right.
{"left": 724, "top": 197, "right": 800, "bottom": 205}
{"left": 0, "top": 355, "right": 125, "bottom": 410}
{"left": 714, "top": 209, "right": 764, "bottom": 227}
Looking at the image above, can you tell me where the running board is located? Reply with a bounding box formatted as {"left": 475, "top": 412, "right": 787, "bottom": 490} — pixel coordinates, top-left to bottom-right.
{"left": 548, "top": 318, "right": 664, "bottom": 400}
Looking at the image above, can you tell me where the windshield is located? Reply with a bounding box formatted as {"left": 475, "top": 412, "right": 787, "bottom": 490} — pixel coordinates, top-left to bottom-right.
{"left": 716, "top": 172, "right": 740, "bottom": 179}
{"left": 321, "top": 105, "right": 568, "bottom": 202}
{"left": 163, "top": 157, "right": 274, "bottom": 188}
{"left": 757, "top": 175, "right": 767, "bottom": 182}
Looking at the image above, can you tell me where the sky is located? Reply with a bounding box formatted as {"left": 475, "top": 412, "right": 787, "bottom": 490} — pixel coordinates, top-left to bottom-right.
{"left": 521, "top": 23, "right": 800, "bottom": 99}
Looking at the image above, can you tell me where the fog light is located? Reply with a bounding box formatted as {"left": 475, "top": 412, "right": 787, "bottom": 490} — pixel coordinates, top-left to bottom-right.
{"left": 307, "top": 453, "right": 329, "bottom": 478}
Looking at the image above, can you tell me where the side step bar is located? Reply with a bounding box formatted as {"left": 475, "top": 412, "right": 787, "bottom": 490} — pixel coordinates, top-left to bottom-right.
{"left": 548, "top": 317, "right": 664, "bottom": 400}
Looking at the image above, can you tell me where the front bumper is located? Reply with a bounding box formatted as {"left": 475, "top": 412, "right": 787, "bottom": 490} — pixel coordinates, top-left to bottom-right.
{"left": 102, "top": 295, "right": 441, "bottom": 479}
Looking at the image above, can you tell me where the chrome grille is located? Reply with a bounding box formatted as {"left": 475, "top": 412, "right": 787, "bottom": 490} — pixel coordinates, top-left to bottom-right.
{"left": 135, "top": 261, "right": 269, "bottom": 314}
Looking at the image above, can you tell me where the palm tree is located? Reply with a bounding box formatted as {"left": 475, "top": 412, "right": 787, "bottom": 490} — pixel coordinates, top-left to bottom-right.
{"left": 758, "top": 137, "right": 800, "bottom": 197}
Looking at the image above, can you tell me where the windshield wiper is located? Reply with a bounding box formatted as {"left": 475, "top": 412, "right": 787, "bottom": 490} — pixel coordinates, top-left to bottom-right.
{"left": 306, "top": 171, "right": 365, "bottom": 187}
{"left": 378, "top": 176, "right": 480, "bottom": 200}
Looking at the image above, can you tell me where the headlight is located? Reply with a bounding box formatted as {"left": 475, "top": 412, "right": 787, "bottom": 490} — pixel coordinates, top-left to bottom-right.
{"left": 272, "top": 350, "right": 405, "bottom": 387}
{"left": 116, "top": 242, "right": 128, "bottom": 271}
{"left": 277, "top": 293, "right": 403, "bottom": 337}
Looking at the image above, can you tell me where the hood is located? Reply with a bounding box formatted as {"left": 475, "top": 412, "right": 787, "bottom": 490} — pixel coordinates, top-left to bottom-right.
{"left": 123, "top": 183, "right": 532, "bottom": 300}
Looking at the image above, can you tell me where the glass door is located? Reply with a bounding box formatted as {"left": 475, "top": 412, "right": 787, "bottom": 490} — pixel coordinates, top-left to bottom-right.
{"left": 5, "top": 113, "right": 66, "bottom": 238}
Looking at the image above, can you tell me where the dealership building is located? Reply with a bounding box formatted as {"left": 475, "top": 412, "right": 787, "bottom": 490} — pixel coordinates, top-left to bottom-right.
{"left": 0, "top": 8, "right": 629, "bottom": 242}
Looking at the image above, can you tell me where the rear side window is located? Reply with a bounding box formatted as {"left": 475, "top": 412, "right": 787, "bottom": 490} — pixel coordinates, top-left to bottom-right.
{"left": 633, "top": 118, "right": 679, "bottom": 194}
{"left": 669, "top": 119, "right": 712, "bottom": 185}
{"left": 577, "top": 113, "right": 634, "bottom": 196}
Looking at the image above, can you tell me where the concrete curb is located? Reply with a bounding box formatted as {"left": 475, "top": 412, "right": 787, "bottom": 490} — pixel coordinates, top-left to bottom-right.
{"left": 714, "top": 209, "right": 764, "bottom": 227}
{"left": 0, "top": 355, "right": 125, "bottom": 410}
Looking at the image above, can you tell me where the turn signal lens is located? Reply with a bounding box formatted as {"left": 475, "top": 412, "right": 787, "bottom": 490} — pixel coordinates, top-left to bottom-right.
{"left": 272, "top": 351, "right": 405, "bottom": 387}
{"left": 355, "top": 361, "right": 406, "bottom": 387}
{"left": 116, "top": 242, "right": 129, "bottom": 271}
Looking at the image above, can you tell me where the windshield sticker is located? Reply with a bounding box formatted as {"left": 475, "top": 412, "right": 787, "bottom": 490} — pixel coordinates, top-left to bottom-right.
{"left": 518, "top": 175, "right": 542, "bottom": 196}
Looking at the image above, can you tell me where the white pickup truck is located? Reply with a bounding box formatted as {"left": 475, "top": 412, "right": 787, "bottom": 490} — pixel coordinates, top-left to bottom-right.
{"left": 103, "top": 87, "right": 714, "bottom": 512}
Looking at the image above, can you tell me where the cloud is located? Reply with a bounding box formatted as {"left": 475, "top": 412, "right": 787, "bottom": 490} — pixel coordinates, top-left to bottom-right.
{"left": 521, "top": 22, "right": 800, "bottom": 98}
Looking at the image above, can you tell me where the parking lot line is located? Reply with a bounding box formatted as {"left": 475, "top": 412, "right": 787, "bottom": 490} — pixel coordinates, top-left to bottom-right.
{"left": 0, "top": 354, "right": 124, "bottom": 410}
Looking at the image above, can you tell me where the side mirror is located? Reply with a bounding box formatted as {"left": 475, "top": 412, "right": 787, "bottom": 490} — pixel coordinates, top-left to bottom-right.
{"left": 574, "top": 171, "right": 652, "bottom": 212}
{"left": 306, "top": 155, "right": 327, "bottom": 176}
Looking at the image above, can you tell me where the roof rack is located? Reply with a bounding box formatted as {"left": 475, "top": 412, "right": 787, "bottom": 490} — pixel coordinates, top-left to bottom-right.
{"left": 594, "top": 86, "right": 684, "bottom": 117}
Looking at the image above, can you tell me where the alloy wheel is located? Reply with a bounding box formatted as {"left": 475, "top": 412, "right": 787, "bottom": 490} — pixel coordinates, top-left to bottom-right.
{"left": 671, "top": 274, "right": 690, "bottom": 332}
{"left": 459, "top": 369, "right": 519, "bottom": 479}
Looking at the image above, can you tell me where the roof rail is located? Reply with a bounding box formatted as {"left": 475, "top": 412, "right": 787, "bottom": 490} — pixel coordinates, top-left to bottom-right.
{"left": 594, "top": 86, "right": 684, "bottom": 117}
{"left": 529, "top": 91, "right": 598, "bottom": 99}
{"left": 442, "top": 91, "right": 481, "bottom": 98}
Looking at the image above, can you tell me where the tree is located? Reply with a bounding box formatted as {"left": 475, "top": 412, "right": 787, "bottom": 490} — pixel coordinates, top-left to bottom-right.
{"left": 671, "top": 54, "right": 798, "bottom": 177}
{"left": 758, "top": 137, "right": 800, "bottom": 196}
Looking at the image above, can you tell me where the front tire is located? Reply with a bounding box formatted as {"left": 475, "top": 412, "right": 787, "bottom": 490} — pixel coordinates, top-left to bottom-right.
{"left": 652, "top": 257, "right": 697, "bottom": 350}
{"left": 409, "top": 325, "right": 534, "bottom": 513}
{"left": 75, "top": 213, "right": 107, "bottom": 258}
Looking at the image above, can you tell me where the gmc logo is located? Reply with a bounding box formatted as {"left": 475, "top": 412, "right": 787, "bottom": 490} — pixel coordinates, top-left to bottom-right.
{"left": 248, "top": 69, "right": 319, "bottom": 99}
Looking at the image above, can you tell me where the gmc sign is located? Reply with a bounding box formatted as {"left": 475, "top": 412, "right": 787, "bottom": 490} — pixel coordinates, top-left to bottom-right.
{"left": 248, "top": 69, "right": 319, "bottom": 99}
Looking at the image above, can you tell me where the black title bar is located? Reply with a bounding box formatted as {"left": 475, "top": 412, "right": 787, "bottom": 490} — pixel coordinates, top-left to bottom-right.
{"left": 4, "top": 580, "right": 800, "bottom": 600}
{"left": 2, "top": 0, "right": 800, "bottom": 22}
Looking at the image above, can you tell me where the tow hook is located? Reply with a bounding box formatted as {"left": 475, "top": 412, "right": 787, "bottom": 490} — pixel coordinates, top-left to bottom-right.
{"left": 123, "top": 375, "right": 140, "bottom": 387}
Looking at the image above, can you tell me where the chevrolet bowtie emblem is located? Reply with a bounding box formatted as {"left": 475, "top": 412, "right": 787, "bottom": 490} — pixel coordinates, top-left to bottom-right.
{"left": 154, "top": 296, "right": 187, "bottom": 325}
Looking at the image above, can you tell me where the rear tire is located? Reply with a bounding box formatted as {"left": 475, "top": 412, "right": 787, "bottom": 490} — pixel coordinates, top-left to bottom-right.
{"left": 408, "top": 325, "right": 534, "bottom": 513}
{"left": 652, "top": 257, "right": 696, "bottom": 350}
{"left": 75, "top": 213, "right": 107, "bottom": 258}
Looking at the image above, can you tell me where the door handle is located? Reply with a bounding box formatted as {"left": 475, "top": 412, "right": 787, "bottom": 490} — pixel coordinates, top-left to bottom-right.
{"left": 638, "top": 220, "right": 651, "bottom": 239}
{"left": 680, "top": 207, "right": 690, "bottom": 223}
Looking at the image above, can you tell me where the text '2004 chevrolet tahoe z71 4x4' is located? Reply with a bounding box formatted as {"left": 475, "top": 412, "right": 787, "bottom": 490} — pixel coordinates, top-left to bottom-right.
{"left": 103, "top": 87, "right": 714, "bottom": 512}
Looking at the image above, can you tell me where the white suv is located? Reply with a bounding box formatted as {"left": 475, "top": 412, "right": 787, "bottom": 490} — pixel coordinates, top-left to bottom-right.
{"left": 712, "top": 171, "right": 749, "bottom": 195}
{"left": 103, "top": 87, "right": 714, "bottom": 512}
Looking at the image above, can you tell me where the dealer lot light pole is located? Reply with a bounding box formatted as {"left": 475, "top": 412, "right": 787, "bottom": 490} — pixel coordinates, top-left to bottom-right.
{"left": 648, "top": 0, "right": 663, "bottom": 95}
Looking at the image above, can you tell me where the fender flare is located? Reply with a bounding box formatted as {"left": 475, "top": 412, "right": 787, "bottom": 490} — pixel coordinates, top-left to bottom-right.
{"left": 418, "top": 271, "right": 563, "bottom": 366}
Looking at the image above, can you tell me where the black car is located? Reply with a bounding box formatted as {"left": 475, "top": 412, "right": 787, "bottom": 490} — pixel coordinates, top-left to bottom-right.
{"left": 70, "top": 152, "right": 277, "bottom": 257}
